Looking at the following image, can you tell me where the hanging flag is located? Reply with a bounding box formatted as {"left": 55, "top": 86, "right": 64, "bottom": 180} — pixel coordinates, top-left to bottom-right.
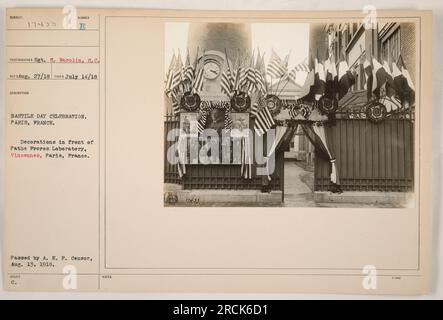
{"left": 254, "top": 105, "right": 275, "bottom": 136}
{"left": 372, "top": 58, "right": 387, "bottom": 99}
{"left": 296, "top": 69, "right": 315, "bottom": 100}
{"left": 383, "top": 60, "right": 396, "bottom": 98}
{"left": 312, "top": 58, "right": 326, "bottom": 100}
{"left": 337, "top": 59, "right": 355, "bottom": 100}
{"left": 399, "top": 55, "right": 415, "bottom": 91}
{"left": 393, "top": 56, "right": 415, "bottom": 107}
{"left": 362, "top": 51, "right": 379, "bottom": 102}
{"left": 324, "top": 57, "right": 338, "bottom": 100}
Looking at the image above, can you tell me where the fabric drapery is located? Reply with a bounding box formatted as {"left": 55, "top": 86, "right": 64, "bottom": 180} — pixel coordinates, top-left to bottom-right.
{"left": 262, "top": 124, "right": 298, "bottom": 181}
{"left": 240, "top": 135, "right": 252, "bottom": 179}
{"left": 301, "top": 122, "right": 341, "bottom": 191}
{"left": 177, "top": 135, "right": 187, "bottom": 178}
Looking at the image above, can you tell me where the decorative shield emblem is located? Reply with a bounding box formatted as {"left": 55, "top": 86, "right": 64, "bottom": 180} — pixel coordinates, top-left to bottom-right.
{"left": 265, "top": 94, "right": 282, "bottom": 116}
{"left": 318, "top": 97, "right": 338, "bottom": 115}
{"left": 366, "top": 102, "right": 387, "bottom": 123}
{"left": 230, "top": 91, "right": 251, "bottom": 112}
{"left": 180, "top": 91, "right": 201, "bottom": 112}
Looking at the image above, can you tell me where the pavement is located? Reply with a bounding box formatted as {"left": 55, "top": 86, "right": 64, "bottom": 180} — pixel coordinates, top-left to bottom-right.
{"left": 283, "top": 161, "right": 318, "bottom": 207}
{"left": 283, "top": 160, "right": 411, "bottom": 208}
{"left": 164, "top": 161, "right": 410, "bottom": 208}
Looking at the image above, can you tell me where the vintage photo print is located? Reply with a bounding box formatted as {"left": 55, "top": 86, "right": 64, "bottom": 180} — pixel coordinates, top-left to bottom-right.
{"left": 180, "top": 112, "right": 199, "bottom": 137}
{"left": 163, "top": 21, "right": 417, "bottom": 208}
{"left": 231, "top": 113, "right": 250, "bottom": 138}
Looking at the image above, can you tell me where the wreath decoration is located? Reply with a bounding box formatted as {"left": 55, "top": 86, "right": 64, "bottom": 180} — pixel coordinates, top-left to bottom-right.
{"left": 318, "top": 96, "right": 339, "bottom": 115}
{"left": 264, "top": 94, "right": 282, "bottom": 116}
{"left": 287, "top": 101, "right": 312, "bottom": 120}
{"left": 230, "top": 91, "right": 251, "bottom": 112}
{"left": 197, "top": 101, "right": 232, "bottom": 134}
{"left": 180, "top": 91, "right": 201, "bottom": 112}
{"left": 366, "top": 102, "right": 387, "bottom": 123}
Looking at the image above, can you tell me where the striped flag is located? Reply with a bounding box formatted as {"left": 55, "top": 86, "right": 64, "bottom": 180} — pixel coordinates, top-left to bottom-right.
{"left": 220, "top": 69, "right": 234, "bottom": 95}
{"left": 235, "top": 67, "right": 247, "bottom": 90}
{"left": 254, "top": 105, "right": 275, "bottom": 136}
{"left": 254, "top": 52, "right": 267, "bottom": 95}
{"left": 192, "top": 68, "right": 204, "bottom": 93}
{"left": 182, "top": 51, "right": 194, "bottom": 83}
{"left": 197, "top": 114, "right": 206, "bottom": 134}
{"left": 288, "top": 59, "right": 310, "bottom": 84}
{"left": 171, "top": 100, "right": 180, "bottom": 115}
{"left": 266, "top": 50, "right": 286, "bottom": 79}
{"left": 250, "top": 103, "right": 259, "bottom": 117}
{"left": 165, "top": 53, "right": 176, "bottom": 95}
{"left": 294, "top": 59, "right": 310, "bottom": 72}
{"left": 245, "top": 53, "right": 257, "bottom": 93}
{"left": 171, "top": 52, "right": 183, "bottom": 90}
{"left": 224, "top": 109, "right": 233, "bottom": 129}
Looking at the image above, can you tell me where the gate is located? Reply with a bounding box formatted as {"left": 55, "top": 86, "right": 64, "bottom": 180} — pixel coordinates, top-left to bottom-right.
{"left": 315, "top": 113, "right": 414, "bottom": 192}
{"left": 164, "top": 114, "right": 284, "bottom": 191}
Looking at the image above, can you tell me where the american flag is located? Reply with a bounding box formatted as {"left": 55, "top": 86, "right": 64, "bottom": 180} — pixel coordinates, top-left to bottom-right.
{"left": 250, "top": 103, "right": 259, "bottom": 117}
{"left": 192, "top": 68, "right": 204, "bottom": 93}
{"left": 254, "top": 104, "right": 275, "bottom": 136}
{"left": 182, "top": 51, "right": 194, "bottom": 83}
{"left": 266, "top": 50, "right": 288, "bottom": 79}
{"left": 220, "top": 68, "right": 234, "bottom": 95}
{"left": 171, "top": 100, "right": 180, "bottom": 115}
{"left": 235, "top": 67, "right": 247, "bottom": 90}
{"left": 171, "top": 53, "right": 183, "bottom": 91}
{"left": 165, "top": 53, "right": 176, "bottom": 95}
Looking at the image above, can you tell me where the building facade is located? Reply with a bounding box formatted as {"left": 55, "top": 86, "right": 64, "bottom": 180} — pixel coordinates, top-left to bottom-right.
{"left": 312, "top": 22, "right": 416, "bottom": 192}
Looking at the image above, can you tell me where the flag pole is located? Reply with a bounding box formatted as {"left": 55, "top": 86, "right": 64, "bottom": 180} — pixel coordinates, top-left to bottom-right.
{"left": 224, "top": 48, "right": 234, "bottom": 95}
{"left": 274, "top": 50, "right": 290, "bottom": 96}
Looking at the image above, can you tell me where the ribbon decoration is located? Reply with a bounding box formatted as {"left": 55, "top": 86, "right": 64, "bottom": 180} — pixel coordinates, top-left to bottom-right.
{"left": 312, "top": 123, "right": 338, "bottom": 184}
{"left": 177, "top": 135, "right": 187, "bottom": 178}
{"left": 240, "top": 135, "right": 252, "bottom": 179}
{"left": 263, "top": 126, "right": 288, "bottom": 181}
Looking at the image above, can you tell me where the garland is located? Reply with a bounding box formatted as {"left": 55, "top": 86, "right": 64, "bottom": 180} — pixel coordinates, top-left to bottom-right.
{"left": 197, "top": 101, "right": 232, "bottom": 134}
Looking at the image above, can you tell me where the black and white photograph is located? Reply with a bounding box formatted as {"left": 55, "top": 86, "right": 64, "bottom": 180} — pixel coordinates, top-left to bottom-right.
{"left": 163, "top": 21, "right": 416, "bottom": 208}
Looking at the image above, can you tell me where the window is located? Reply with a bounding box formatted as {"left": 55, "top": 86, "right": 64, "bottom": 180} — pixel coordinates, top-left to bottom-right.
{"left": 381, "top": 26, "right": 401, "bottom": 62}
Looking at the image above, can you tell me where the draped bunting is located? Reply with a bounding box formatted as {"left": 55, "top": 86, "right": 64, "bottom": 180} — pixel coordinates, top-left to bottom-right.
{"left": 177, "top": 135, "right": 187, "bottom": 178}
{"left": 300, "top": 123, "right": 341, "bottom": 192}
{"left": 240, "top": 135, "right": 252, "bottom": 179}
{"left": 262, "top": 125, "right": 298, "bottom": 181}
